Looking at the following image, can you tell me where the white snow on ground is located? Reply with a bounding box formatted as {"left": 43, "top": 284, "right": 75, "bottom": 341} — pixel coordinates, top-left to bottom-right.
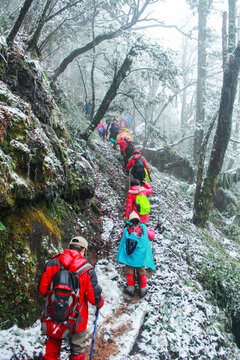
{"left": 1, "top": 139, "right": 240, "bottom": 359}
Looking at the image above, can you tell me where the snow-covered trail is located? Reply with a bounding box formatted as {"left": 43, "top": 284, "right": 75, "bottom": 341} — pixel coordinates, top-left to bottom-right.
{"left": 1, "top": 138, "right": 240, "bottom": 359}
{"left": 92, "top": 140, "right": 240, "bottom": 359}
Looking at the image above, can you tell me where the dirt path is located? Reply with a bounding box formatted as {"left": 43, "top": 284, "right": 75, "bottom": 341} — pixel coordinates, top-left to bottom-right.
{"left": 83, "top": 138, "right": 240, "bottom": 360}
{"left": 85, "top": 139, "right": 153, "bottom": 359}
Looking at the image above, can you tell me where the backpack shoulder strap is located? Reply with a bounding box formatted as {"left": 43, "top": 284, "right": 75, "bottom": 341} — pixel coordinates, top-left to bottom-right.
{"left": 57, "top": 256, "right": 64, "bottom": 271}
{"left": 75, "top": 263, "right": 93, "bottom": 277}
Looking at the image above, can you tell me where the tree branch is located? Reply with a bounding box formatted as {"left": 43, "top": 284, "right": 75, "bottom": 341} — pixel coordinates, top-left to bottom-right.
{"left": 133, "top": 21, "right": 196, "bottom": 40}
{"left": 45, "top": 0, "right": 84, "bottom": 22}
{"left": 153, "top": 81, "right": 197, "bottom": 124}
{"left": 51, "top": 0, "right": 157, "bottom": 81}
{"left": 81, "top": 46, "right": 138, "bottom": 139}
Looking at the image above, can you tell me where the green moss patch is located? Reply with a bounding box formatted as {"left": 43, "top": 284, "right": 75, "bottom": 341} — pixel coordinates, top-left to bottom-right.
{"left": 0, "top": 200, "right": 69, "bottom": 327}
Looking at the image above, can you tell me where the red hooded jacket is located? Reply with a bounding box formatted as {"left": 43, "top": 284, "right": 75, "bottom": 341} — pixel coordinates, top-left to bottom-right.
{"left": 124, "top": 183, "right": 153, "bottom": 223}
{"left": 39, "top": 249, "right": 104, "bottom": 332}
{"left": 117, "top": 137, "right": 129, "bottom": 155}
{"left": 126, "top": 153, "right": 150, "bottom": 173}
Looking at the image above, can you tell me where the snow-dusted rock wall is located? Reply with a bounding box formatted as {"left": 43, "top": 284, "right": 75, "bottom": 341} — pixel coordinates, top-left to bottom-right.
{"left": 0, "top": 48, "right": 98, "bottom": 327}
{"left": 0, "top": 80, "right": 95, "bottom": 208}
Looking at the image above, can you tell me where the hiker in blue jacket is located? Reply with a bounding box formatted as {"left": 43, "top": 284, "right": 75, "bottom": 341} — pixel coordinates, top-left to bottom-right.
{"left": 117, "top": 211, "right": 155, "bottom": 297}
{"left": 83, "top": 100, "right": 93, "bottom": 119}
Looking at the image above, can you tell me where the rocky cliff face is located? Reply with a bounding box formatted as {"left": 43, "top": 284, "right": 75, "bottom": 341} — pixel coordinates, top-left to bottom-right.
{"left": 0, "top": 42, "right": 99, "bottom": 327}
{"left": 142, "top": 146, "right": 195, "bottom": 183}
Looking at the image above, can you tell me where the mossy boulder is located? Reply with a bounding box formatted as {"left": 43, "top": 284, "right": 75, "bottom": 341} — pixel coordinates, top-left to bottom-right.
{"left": 142, "top": 146, "right": 194, "bottom": 183}
{"left": 0, "top": 50, "right": 97, "bottom": 327}
{"left": 0, "top": 81, "right": 95, "bottom": 209}
{"left": 0, "top": 46, "right": 53, "bottom": 124}
{"left": 0, "top": 201, "right": 65, "bottom": 327}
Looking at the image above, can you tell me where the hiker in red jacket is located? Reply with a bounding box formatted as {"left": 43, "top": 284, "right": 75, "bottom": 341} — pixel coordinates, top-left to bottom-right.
{"left": 124, "top": 178, "right": 153, "bottom": 223}
{"left": 39, "top": 236, "right": 104, "bottom": 360}
{"left": 117, "top": 137, "right": 129, "bottom": 158}
{"left": 126, "top": 149, "right": 150, "bottom": 185}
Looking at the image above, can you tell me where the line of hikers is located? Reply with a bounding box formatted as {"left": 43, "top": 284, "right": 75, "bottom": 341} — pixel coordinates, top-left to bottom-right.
{"left": 39, "top": 115, "right": 155, "bottom": 360}
{"left": 98, "top": 114, "right": 156, "bottom": 297}
{"left": 96, "top": 112, "right": 132, "bottom": 144}
{"left": 109, "top": 119, "right": 156, "bottom": 298}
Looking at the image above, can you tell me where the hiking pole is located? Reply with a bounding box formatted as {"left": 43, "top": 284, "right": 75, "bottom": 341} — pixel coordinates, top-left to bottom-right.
{"left": 89, "top": 307, "right": 99, "bottom": 360}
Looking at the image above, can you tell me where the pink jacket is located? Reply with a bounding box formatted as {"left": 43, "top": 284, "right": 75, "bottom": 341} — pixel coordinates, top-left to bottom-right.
{"left": 124, "top": 183, "right": 153, "bottom": 223}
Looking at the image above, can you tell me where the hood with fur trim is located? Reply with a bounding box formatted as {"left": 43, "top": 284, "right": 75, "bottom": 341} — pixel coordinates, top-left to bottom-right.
{"left": 128, "top": 185, "right": 145, "bottom": 195}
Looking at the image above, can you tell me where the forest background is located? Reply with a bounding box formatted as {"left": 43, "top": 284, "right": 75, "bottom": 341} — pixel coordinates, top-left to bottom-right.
{"left": 1, "top": 0, "right": 240, "bottom": 359}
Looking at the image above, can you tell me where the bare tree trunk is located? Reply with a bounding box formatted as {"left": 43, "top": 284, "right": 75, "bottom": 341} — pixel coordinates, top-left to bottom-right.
{"left": 222, "top": 11, "right": 228, "bottom": 70}
{"left": 193, "top": 111, "right": 218, "bottom": 210}
{"left": 193, "top": 42, "right": 240, "bottom": 226}
{"left": 27, "top": 0, "right": 53, "bottom": 52}
{"left": 181, "top": 87, "right": 187, "bottom": 133}
{"left": 76, "top": 61, "right": 88, "bottom": 107}
{"left": 226, "top": 1, "right": 237, "bottom": 165}
{"left": 143, "top": 76, "right": 158, "bottom": 148}
{"left": 193, "top": 0, "right": 209, "bottom": 164}
{"left": 81, "top": 46, "right": 137, "bottom": 140}
{"left": 228, "top": 0, "right": 236, "bottom": 53}
{"left": 6, "top": 0, "right": 34, "bottom": 45}
{"left": 233, "top": 15, "right": 240, "bottom": 152}
{"left": 90, "top": 0, "right": 96, "bottom": 122}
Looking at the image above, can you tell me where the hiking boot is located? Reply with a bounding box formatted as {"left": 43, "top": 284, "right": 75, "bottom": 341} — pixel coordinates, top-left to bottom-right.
{"left": 124, "top": 285, "right": 135, "bottom": 296}
{"left": 139, "top": 286, "right": 148, "bottom": 298}
{"left": 138, "top": 274, "right": 147, "bottom": 298}
{"left": 125, "top": 274, "right": 135, "bottom": 296}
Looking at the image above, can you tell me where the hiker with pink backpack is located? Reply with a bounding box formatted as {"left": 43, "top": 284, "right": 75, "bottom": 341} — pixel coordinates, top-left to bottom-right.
{"left": 39, "top": 236, "right": 104, "bottom": 360}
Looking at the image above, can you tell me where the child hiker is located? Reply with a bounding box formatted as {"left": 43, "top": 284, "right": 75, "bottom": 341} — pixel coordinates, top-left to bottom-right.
{"left": 117, "top": 211, "right": 155, "bottom": 297}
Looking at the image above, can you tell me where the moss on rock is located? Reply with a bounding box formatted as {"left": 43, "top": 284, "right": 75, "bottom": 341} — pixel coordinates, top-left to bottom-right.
{"left": 0, "top": 200, "right": 68, "bottom": 327}
{"left": 0, "top": 44, "right": 99, "bottom": 329}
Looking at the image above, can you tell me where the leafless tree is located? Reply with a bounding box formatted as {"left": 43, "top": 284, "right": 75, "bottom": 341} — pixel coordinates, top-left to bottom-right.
{"left": 6, "top": 0, "right": 34, "bottom": 44}
{"left": 193, "top": 42, "right": 240, "bottom": 226}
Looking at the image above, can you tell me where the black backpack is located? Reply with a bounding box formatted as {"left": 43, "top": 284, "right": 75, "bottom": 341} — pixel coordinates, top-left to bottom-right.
{"left": 50, "top": 269, "right": 80, "bottom": 323}
{"left": 125, "top": 141, "right": 135, "bottom": 158}
{"left": 132, "top": 155, "right": 145, "bottom": 176}
{"left": 125, "top": 223, "right": 144, "bottom": 255}
{"left": 41, "top": 259, "right": 92, "bottom": 339}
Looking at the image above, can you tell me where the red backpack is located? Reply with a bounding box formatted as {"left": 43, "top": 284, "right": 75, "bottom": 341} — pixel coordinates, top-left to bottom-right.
{"left": 41, "top": 258, "right": 92, "bottom": 339}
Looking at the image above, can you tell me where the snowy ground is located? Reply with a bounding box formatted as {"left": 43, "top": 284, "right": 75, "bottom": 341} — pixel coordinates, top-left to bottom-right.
{"left": 1, "top": 139, "right": 240, "bottom": 359}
